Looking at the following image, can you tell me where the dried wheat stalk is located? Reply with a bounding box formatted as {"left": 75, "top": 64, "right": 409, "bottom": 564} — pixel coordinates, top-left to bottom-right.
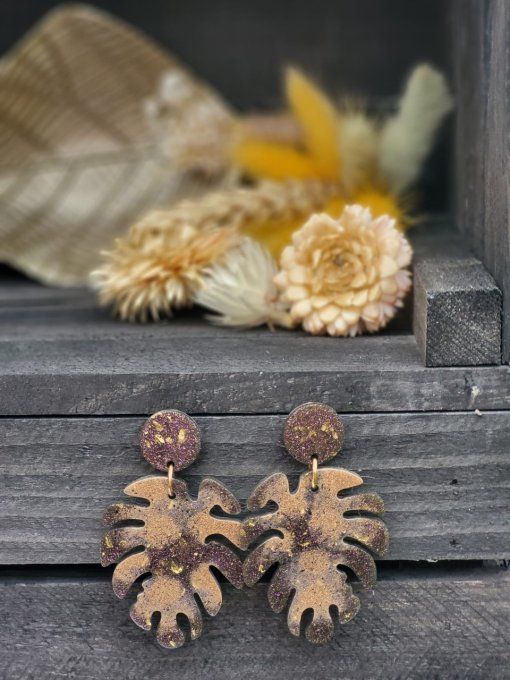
{"left": 93, "top": 179, "right": 338, "bottom": 321}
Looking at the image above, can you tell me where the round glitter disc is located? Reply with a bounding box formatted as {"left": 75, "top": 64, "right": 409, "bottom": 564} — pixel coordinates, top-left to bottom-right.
{"left": 140, "top": 410, "right": 200, "bottom": 472}
{"left": 284, "top": 402, "right": 344, "bottom": 465}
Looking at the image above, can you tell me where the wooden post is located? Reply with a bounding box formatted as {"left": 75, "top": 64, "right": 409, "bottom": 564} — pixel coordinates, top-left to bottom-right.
{"left": 414, "top": 257, "right": 501, "bottom": 367}
{"left": 411, "top": 219, "right": 502, "bottom": 367}
{"left": 453, "top": 0, "right": 510, "bottom": 362}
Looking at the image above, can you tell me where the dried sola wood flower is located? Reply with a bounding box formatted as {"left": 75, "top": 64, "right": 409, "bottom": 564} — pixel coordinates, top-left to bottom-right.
{"left": 274, "top": 206, "right": 413, "bottom": 337}
{"left": 93, "top": 179, "right": 336, "bottom": 321}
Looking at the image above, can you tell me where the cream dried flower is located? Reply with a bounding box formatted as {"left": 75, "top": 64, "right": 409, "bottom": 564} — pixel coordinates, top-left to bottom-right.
{"left": 145, "top": 70, "right": 236, "bottom": 178}
{"left": 194, "top": 237, "right": 293, "bottom": 329}
{"left": 274, "top": 206, "right": 412, "bottom": 336}
{"left": 92, "top": 214, "right": 240, "bottom": 322}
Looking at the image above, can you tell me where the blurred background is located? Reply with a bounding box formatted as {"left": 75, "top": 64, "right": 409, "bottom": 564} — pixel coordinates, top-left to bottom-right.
{"left": 2, "top": 0, "right": 451, "bottom": 211}
{"left": 1, "top": 0, "right": 449, "bottom": 107}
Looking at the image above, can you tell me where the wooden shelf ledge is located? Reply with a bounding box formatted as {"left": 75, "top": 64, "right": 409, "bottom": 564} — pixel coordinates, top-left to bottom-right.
{"left": 1, "top": 413, "right": 508, "bottom": 564}
{"left": 413, "top": 224, "right": 502, "bottom": 366}
{"left": 0, "top": 217, "right": 507, "bottom": 416}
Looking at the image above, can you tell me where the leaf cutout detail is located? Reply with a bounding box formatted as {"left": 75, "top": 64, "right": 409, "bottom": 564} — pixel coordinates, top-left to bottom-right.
{"left": 102, "top": 476, "right": 245, "bottom": 648}
{"left": 243, "top": 469, "right": 389, "bottom": 644}
{"left": 0, "top": 6, "right": 233, "bottom": 284}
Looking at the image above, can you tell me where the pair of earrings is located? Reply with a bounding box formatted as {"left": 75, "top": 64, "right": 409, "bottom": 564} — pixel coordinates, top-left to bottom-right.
{"left": 101, "top": 403, "right": 389, "bottom": 647}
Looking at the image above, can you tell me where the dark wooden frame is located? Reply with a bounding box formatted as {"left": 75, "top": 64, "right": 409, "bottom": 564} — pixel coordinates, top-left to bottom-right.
{"left": 410, "top": 0, "right": 510, "bottom": 368}
{"left": 0, "top": 2, "right": 509, "bottom": 678}
{"left": 412, "top": 220, "right": 502, "bottom": 367}
{"left": 453, "top": 0, "right": 510, "bottom": 364}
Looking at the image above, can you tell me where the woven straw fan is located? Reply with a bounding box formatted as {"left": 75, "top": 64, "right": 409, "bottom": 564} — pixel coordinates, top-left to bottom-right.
{"left": 0, "top": 5, "right": 234, "bottom": 285}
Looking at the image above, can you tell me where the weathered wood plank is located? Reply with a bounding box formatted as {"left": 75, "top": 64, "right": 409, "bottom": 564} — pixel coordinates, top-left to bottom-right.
{"left": 0, "top": 568, "right": 507, "bottom": 679}
{"left": 453, "top": 0, "right": 510, "bottom": 363}
{"left": 3, "top": 220, "right": 509, "bottom": 415}
{"left": 413, "top": 257, "right": 502, "bottom": 366}
{"left": 1, "top": 330, "right": 510, "bottom": 415}
{"left": 0, "top": 413, "right": 508, "bottom": 564}
{"left": 6, "top": 218, "right": 502, "bottom": 371}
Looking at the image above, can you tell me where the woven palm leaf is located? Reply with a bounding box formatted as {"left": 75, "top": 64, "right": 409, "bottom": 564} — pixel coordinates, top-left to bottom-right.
{"left": 0, "top": 5, "right": 234, "bottom": 284}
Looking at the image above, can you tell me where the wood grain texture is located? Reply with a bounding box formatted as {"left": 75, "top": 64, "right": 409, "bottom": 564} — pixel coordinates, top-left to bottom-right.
{"left": 414, "top": 257, "right": 501, "bottom": 366}
{"left": 453, "top": 0, "right": 510, "bottom": 362}
{"left": 3, "top": 220, "right": 509, "bottom": 414}
{"left": 0, "top": 568, "right": 507, "bottom": 679}
{"left": 3, "top": 330, "right": 510, "bottom": 414}
{"left": 0, "top": 413, "right": 508, "bottom": 564}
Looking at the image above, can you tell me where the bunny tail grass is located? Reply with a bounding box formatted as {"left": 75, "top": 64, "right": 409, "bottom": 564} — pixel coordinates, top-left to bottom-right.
{"left": 379, "top": 64, "right": 453, "bottom": 194}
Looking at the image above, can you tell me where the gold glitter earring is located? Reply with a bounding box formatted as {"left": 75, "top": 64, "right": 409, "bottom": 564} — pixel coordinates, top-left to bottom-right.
{"left": 100, "top": 410, "right": 245, "bottom": 649}
{"left": 243, "top": 402, "right": 389, "bottom": 644}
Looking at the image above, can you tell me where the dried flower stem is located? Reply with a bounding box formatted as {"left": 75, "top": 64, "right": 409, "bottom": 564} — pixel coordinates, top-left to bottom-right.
{"left": 129, "top": 179, "right": 338, "bottom": 244}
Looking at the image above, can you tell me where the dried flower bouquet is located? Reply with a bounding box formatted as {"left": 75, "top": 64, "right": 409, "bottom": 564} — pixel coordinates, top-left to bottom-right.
{"left": 94, "top": 64, "right": 452, "bottom": 336}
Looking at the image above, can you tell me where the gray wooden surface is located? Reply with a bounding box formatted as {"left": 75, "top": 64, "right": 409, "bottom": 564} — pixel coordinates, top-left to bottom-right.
{"left": 0, "top": 567, "right": 507, "bottom": 680}
{"left": 3, "top": 332, "right": 510, "bottom": 415}
{"left": 413, "top": 257, "right": 501, "bottom": 366}
{"left": 2, "top": 219, "right": 508, "bottom": 416}
{"left": 454, "top": 0, "right": 510, "bottom": 363}
{"left": 1, "top": 413, "right": 508, "bottom": 564}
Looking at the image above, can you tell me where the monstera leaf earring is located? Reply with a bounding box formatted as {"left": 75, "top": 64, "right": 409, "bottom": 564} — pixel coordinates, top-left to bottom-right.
{"left": 243, "top": 402, "right": 389, "bottom": 644}
{"left": 101, "top": 410, "right": 245, "bottom": 648}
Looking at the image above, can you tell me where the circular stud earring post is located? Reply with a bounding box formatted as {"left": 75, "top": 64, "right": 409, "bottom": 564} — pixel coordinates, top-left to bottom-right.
{"left": 283, "top": 402, "right": 344, "bottom": 465}
{"left": 140, "top": 410, "right": 200, "bottom": 472}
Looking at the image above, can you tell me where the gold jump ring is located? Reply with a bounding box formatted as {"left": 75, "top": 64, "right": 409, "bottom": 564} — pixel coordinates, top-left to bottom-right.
{"left": 311, "top": 456, "right": 318, "bottom": 490}
{"left": 167, "top": 462, "right": 175, "bottom": 497}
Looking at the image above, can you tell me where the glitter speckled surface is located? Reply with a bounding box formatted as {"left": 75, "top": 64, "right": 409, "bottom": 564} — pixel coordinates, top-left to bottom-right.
{"left": 101, "top": 476, "right": 245, "bottom": 648}
{"left": 140, "top": 410, "right": 200, "bottom": 472}
{"left": 243, "top": 469, "right": 389, "bottom": 644}
{"left": 284, "top": 402, "right": 344, "bottom": 465}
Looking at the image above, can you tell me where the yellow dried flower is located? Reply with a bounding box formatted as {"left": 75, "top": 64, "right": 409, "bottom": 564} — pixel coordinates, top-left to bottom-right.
{"left": 231, "top": 66, "right": 452, "bottom": 255}
{"left": 274, "top": 206, "right": 413, "bottom": 337}
{"left": 92, "top": 214, "right": 240, "bottom": 321}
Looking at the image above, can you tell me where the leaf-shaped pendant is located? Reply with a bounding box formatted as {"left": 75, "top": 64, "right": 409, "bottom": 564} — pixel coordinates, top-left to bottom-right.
{"left": 243, "top": 403, "right": 389, "bottom": 644}
{"left": 101, "top": 411, "right": 245, "bottom": 648}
